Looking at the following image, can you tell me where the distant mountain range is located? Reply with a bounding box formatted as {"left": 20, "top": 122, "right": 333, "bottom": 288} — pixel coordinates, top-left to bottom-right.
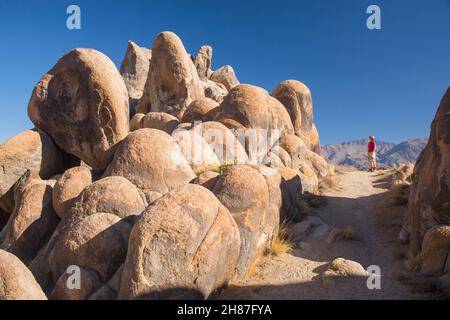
{"left": 321, "top": 138, "right": 428, "bottom": 169}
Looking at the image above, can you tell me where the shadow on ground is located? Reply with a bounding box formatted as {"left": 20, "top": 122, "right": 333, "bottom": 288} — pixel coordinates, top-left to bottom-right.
{"left": 215, "top": 176, "right": 431, "bottom": 300}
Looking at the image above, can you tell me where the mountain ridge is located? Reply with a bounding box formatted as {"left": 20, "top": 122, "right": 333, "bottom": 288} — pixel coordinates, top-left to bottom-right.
{"left": 321, "top": 138, "right": 427, "bottom": 169}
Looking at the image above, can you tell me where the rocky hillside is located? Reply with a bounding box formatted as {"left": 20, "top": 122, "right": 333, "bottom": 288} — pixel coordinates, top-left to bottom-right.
{"left": 321, "top": 138, "right": 427, "bottom": 168}
{"left": 0, "top": 31, "right": 330, "bottom": 300}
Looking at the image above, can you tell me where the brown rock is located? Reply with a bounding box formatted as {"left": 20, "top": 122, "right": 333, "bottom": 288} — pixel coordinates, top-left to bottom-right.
{"left": 172, "top": 130, "right": 220, "bottom": 173}
{"left": 213, "top": 165, "right": 274, "bottom": 277}
{"left": 191, "top": 121, "right": 249, "bottom": 165}
{"left": 140, "top": 112, "right": 180, "bottom": 134}
{"left": 272, "top": 80, "right": 318, "bottom": 150}
{"left": 249, "top": 164, "right": 282, "bottom": 241}
{"left": 210, "top": 65, "right": 240, "bottom": 91}
{"left": 278, "top": 147, "right": 292, "bottom": 168}
{"left": 280, "top": 134, "right": 319, "bottom": 192}
{"left": 48, "top": 213, "right": 132, "bottom": 287}
{"left": 194, "top": 45, "right": 213, "bottom": 81}
{"left": 215, "top": 84, "right": 294, "bottom": 139}
{"left": 120, "top": 41, "right": 152, "bottom": 100}
{"left": 129, "top": 113, "right": 145, "bottom": 131}
{"left": 49, "top": 266, "right": 102, "bottom": 300}
{"left": 140, "top": 190, "right": 163, "bottom": 207}
{"left": 309, "top": 123, "right": 321, "bottom": 154}
{"left": 0, "top": 171, "right": 59, "bottom": 264}
{"left": 118, "top": 184, "right": 241, "bottom": 300}
{"left": 203, "top": 80, "right": 228, "bottom": 104}
{"left": 104, "top": 129, "right": 195, "bottom": 194}
{"left": 193, "top": 171, "right": 220, "bottom": 191}
{"left": 0, "top": 129, "right": 76, "bottom": 213}
{"left": 307, "top": 149, "right": 329, "bottom": 179}
{"left": 29, "top": 176, "right": 145, "bottom": 293}
{"left": 0, "top": 249, "right": 47, "bottom": 300}
{"left": 182, "top": 98, "right": 219, "bottom": 123}
{"left": 322, "top": 258, "right": 368, "bottom": 286}
{"left": 89, "top": 265, "right": 123, "bottom": 300}
{"left": 405, "top": 88, "right": 450, "bottom": 258}
{"left": 52, "top": 166, "right": 92, "bottom": 219}
{"left": 278, "top": 167, "right": 303, "bottom": 222}
{"left": 138, "top": 32, "right": 204, "bottom": 119}
{"left": 262, "top": 151, "right": 284, "bottom": 169}
{"left": 28, "top": 48, "right": 130, "bottom": 170}
{"left": 420, "top": 225, "right": 450, "bottom": 275}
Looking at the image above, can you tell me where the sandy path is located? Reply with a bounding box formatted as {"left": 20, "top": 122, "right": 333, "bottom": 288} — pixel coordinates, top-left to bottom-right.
{"left": 219, "top": 171, "right": 428, "bottom": 300}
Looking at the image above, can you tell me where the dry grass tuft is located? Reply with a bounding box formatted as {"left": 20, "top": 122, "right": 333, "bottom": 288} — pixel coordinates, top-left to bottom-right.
{"left": 390, "top": 183, "right": 410, "bottom": 206}
{"left": 267, "top": 221, "right": 294, "bottom": 256}
{"left": 319, "top": 175, "right": 341, "bottom": 193}
{"left": 326, "top": 227, "right": 355, "bottom": 243}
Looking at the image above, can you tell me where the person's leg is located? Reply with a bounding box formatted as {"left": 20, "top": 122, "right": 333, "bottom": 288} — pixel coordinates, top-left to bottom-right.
{"left": 368, "top": 153, "right": 374, "bottom": 171}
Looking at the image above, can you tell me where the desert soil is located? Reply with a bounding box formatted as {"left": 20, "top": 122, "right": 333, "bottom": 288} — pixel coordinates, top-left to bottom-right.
{"left": 218, "top": 170, "right": 430, "bottom": 300}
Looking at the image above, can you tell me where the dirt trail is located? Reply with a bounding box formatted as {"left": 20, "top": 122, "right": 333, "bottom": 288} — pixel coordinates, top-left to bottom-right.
{"left": 219, "top": 170, "right": 428, "bottom": 300}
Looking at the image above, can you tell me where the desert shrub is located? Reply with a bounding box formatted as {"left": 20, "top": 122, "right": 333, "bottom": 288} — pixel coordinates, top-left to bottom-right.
{"left": 267, "top": 221, "right": 294, "bottom": 256}
{"left": 391, "top": 183, "right": 410, "bottom": 206}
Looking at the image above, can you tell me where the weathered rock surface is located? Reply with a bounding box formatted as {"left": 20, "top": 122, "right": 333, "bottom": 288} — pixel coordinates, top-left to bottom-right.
{"left": 272, "top": 80, "right": 319, "bottom": 151}
{"left": 118, "top": 184, "right": 241, "bottom": 300}
{"left": 191, "top": 121, "right": 249, "bottom": 165}
{"left": 0, "top": 209, "right": 8, "bottom": 232}
{"left": 129, "top": 113, "right": 145, "bottom": 131}
{"left": 49, "top": 266, "right": 102, "bottom": 300}
{"left": 213, "top": 165, "right": 275, "bottom": 277}
{"left": 215, "top": 84, "right": 294, "bottom": 139}
{"left": 104, "top": 129, "right": 195, "bottom": 194}
{"left": 182, "top": 98, "right": 219, "bottom": 123}
{"left": 210, "top": 65, "right": 240, "bottom": 91}
{"left": 52, "top": 166, "right": 92, "bottom": 218}
{"left": 28, "top": 48, "right": 130, "bottom": 170}
{"left": 29, "top": 176, "right": 145, "bottom": 293}
{"left": 0, "top": 129, "right": 76, "bottom": 213}
{"left": 278, "top": 167, "right": 303, "bottom": 222}
{"left": 120, "top": 41, "right": 152, "bottom": 101}
{"left": 307, "top": 149, "right": 329, "bottom": 179}
{"left": 309, "top": 123, "right": 321, "bottom": 154}
{"left": 403, "top": 88, "right": 450, "bottom": 259}
{"left": 140, "top": 112, "right": 180, "bottom": 134}
{"left": 0, "top": 249, "right": 47, "bottom": 300}
{"left": 249, "top": 164, "right": 282, "bottom": 240}
{"left": 280, "top": 134, "right": 319, "bottom": 192}
{"left": 0, "top": 171, "right": 59, "bottom": 264}
{"left": 172, "top": 130, "right": 220, "bottom": 173}
{"left": 193, "top": 171, "right": 220, "bottom": 191}
{"left": 420, "top": 225, "right": 450, "bottom": 276}
{"left": 193, "top": 45, "right": 213, "bottom": 81}
{"left": 89, "top": 265, "right": 123, "bottom": 300}
{"left": 203, "top": 80, "right": 228, "bottom": 104}
{"left": 262, "top": 151, "right": 284, "bottom": 169}
{"left": 322, "top": 258, "right": 368, "bottom": 280}
{"left": 138, "top": 32, "right": 204, "bottom": 119}
{"left": 278, "top": 147, "right": 292, "bottom": 168}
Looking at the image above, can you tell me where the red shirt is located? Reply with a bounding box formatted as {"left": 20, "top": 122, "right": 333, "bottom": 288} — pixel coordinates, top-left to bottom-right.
{"left": 368, "top": 140, "right": 376, "bottom": 153}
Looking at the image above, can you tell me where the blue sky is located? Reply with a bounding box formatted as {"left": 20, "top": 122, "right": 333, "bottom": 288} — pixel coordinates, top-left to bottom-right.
{"left": 0, "top": 0, "right": 449, "bottom": 145}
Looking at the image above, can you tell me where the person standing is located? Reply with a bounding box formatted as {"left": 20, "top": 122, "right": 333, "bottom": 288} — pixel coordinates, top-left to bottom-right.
{"left": 368, "top": 136, "right": 377, "bottom": 171}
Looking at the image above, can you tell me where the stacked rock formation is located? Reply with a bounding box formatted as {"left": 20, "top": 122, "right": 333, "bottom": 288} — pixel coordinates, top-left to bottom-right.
{"left": 401, "top": 87, "right": 450, "bottom": 277}
{"left": 0, "top": 31, "right": 329, "bottom": 300}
